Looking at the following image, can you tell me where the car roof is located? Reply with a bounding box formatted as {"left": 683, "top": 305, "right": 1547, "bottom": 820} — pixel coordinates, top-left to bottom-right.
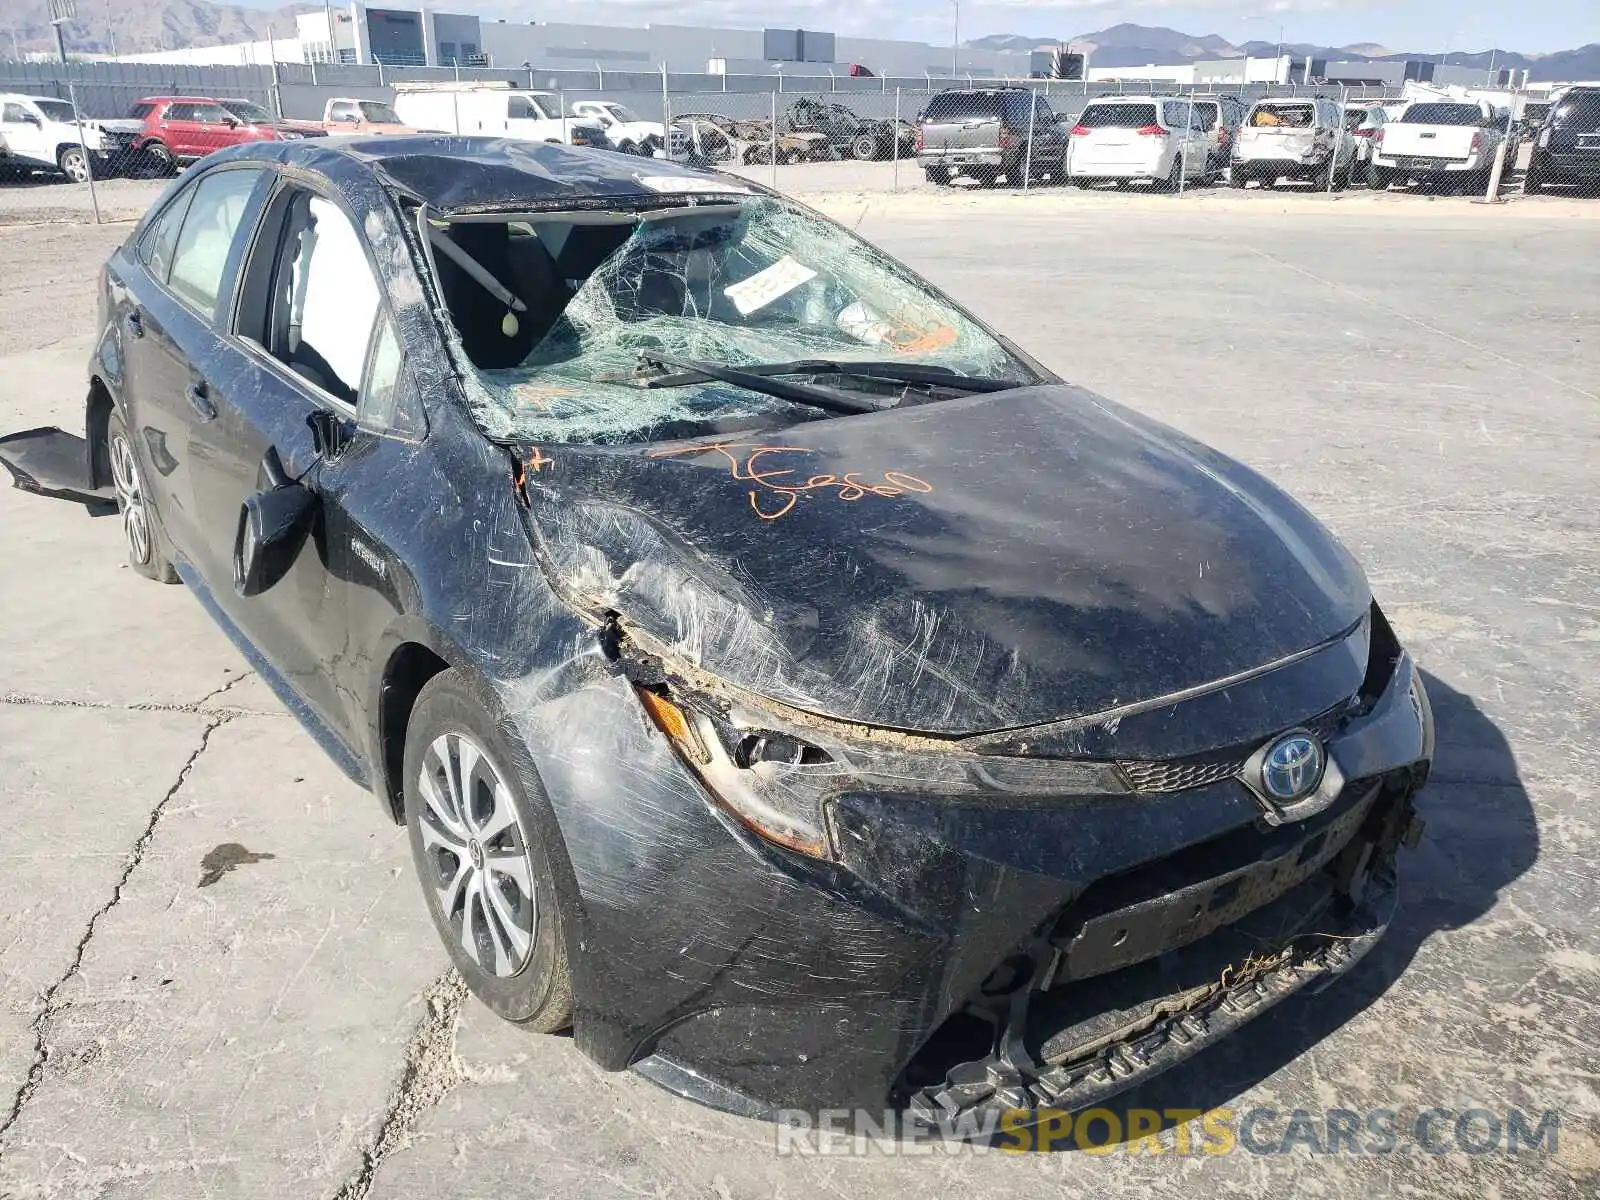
{"left": 1, "top": 93, "right": 63, "bottom": 103}
{"left": 135, "top": 96, "right": 222, "bottom": 104}
{"left": 216, "top": 136, "right": 756, "bottom": 212}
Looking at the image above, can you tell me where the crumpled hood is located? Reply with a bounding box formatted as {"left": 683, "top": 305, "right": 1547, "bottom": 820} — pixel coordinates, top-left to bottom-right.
{"left": 522, "top": 385, "right": 1369, "bottom": 736}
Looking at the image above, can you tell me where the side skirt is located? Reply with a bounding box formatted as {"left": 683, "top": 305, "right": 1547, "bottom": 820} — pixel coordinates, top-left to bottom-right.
{"left": 176, "top": 561, "right": 371, "bottom": 790}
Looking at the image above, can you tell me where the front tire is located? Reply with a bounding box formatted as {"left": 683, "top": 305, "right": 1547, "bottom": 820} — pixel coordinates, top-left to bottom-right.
{"left": 851, "top": 132, "right": 879, "bottom": 161}
{"left": 106, "top": 410, "right": 178, "bottom": 583}
{"left": 404, "top": 671, "right": 573, "bottom": 1031}
{"left": 57, "top": 145, "right": 92, "bottom": 183}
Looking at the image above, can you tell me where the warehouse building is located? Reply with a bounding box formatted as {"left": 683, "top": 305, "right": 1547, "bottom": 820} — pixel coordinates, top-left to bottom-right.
{"left": 111, "top": 3, "right": 1052, "bottom": 79}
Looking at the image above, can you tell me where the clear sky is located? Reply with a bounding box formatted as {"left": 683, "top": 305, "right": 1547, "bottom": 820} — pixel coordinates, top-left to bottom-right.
{"left": 242, "top": 1, "right": 1593, "bottom": 56}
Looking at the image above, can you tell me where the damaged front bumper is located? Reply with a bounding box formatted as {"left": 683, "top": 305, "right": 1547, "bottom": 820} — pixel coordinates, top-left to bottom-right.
{"left": 521, "top": 616, "right": 1431, "bottom": 1121}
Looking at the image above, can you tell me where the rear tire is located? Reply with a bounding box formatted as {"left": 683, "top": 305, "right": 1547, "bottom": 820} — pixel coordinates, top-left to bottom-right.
{"left": 1155, "top": 154, "right": 1184, "bottom": 192}
{"left": 851, "top": 132, "right": 879, "bottom": 161}
{"left": 923, "top": 165, "right": 952, "bottom": 186}
{"left": 106, "top": 410, "right": 179, "bottom": 584}
{"left": 1230, "top": 167, "right": 1249, "bottom": 188}
{"left": 404, "top": 670, "right": 574, "bottom": 1032}
{"left": 1524, "top": 155, "right": 1547, "bottom": 194}
{"left": 1368, "top": 165, "right": 1396, "bottom": 191}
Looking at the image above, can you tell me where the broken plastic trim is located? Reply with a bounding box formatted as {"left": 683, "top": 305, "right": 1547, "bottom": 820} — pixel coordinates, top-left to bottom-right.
{"left": 611, "top": 616, "right": 1128, "bottom": 803}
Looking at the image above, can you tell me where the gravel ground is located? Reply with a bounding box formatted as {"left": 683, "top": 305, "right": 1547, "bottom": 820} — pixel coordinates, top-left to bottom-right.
{"left": 0, "top": 185, "right": 1596, "bottom": 1198}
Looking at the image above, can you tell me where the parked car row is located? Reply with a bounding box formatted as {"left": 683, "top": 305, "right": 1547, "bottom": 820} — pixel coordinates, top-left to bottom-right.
{"left": 907, "top": 85, "right": 1600, "bottom": 198}
{"left": 5, "top": 84, "right": 1599, "bottom": 200}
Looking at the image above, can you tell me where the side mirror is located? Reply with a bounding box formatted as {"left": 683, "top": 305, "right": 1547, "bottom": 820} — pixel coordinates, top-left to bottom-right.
{"left": 222, "top": 116, "right": 239, "bottom": 128}
{"left": 21, "top": 112, "right": 42, "bottom": 126}
{"left": 233, "top": 448, "right": 316, "bottom": 597}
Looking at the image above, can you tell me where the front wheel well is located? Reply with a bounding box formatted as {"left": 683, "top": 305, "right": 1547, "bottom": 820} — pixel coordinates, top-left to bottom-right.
{"left": 86, "top": 378, "right": 113, "bottom": 490}
{"left": 378, "top": 642, "right": 451, "bottom": 821}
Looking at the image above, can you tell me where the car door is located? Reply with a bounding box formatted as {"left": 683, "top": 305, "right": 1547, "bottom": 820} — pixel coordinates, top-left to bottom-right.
{"left": 157, "top": 103, "right": 204, "bottom": 159}
{"left": 186, "top": 182, "right": 391, "bottom": 748}
{"left": 0, "top": 100, "right": 48, "bottom": 167}
{"left": 118, "top": 164, "right": 270, "bottom": 558}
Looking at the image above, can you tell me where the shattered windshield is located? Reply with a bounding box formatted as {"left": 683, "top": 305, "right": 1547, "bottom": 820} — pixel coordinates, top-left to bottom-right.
{"left": 443, "top": 195, "right": 1033, "bottom": 445}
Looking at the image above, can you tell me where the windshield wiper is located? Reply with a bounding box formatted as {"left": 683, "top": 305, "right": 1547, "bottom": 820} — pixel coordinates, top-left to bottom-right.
{"left": 645, "top": 357, "right": 1022, "bottom": 394}
{"left": 636, "top": 352, "right": 882, "bottom": 416}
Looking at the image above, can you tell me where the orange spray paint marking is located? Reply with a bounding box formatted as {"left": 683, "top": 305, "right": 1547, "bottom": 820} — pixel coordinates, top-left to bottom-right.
{"left": 648, "top": 442, "right": 932, "bottom": 522}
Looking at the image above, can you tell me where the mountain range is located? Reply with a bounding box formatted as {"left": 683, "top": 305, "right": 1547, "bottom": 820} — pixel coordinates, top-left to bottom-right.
{"left": 5, "top": 0, "right": 308, "bottom": 57}
{"left": 970, "top": 24, "right": 1599, "bottom": 83}
{"left": 5, "top": 5, "right": 1596, "bottom": 84}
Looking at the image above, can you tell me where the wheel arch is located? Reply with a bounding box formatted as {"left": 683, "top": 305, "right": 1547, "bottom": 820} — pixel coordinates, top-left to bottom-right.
{"left": 375, "top": 635, "right": 455, "bottom": 823}
{"left": 85, "top": 375, "right": 115, "bottom": 490}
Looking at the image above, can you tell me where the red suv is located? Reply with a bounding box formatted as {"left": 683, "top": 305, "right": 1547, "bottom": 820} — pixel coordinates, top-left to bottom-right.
{"left": 127, "top": 96, "right": 326, "bottom": 173}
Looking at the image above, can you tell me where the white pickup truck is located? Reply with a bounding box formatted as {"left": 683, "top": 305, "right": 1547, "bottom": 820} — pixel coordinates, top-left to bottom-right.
{"left": 569, "top": 100, "right": 689, "bottom": 160}
{"left": 1369, "top": 99, "right": 1507, "bottom": 192}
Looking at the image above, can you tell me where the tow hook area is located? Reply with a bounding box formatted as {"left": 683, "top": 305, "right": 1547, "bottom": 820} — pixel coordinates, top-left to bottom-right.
{"left": 905, "top": 863, "right": 1398, "bottom": 1133}
{"left": 0, "top": 426, "right": 117, "bottom": 511}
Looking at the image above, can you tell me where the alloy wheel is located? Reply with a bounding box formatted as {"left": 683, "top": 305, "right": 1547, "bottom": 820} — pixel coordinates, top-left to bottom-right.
{"left": 108, "top": 432, "right": 152, "bottom": 566}
{"left": 418, "top": 732, "right": 538, "bottom": 978}
{"left": 60, "top": 147, "right": 90, "bottom": 183}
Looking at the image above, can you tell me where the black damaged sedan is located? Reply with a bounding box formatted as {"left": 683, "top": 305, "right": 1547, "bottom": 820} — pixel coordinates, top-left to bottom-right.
{"left": 0, "top": 138, "right": 1432, "bottom": 1126}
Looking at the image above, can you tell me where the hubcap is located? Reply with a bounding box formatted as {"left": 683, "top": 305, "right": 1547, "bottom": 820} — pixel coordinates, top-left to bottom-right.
{"left": 418, "top": 733, "right": 537, "bottom": 978}
{"left": 109, "top": 433, "right": 152, "bottom": 566}
{"left": 63, "top": 151, "right": 88, "bottom": 182}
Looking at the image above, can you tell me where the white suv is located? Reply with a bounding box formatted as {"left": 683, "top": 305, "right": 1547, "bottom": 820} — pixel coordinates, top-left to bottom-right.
{"left": 1067, "top": 97, "right": 1210, "bottom": 190}
{"left": 0, "top": 92, "right": 143, "bottom": 182}
{"left": 1232, "top": 98, "right": 1358, "bottom": 190}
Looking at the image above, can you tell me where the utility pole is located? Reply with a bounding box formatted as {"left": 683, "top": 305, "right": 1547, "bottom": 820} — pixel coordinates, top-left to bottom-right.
{"left": 950, "top": 0, "right": 959, "bottom": 78}
{"left": 47, "top": 0, "right": 77, "bottom": 63}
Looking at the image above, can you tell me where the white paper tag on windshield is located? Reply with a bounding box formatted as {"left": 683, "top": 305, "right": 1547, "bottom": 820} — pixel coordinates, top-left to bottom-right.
{"left": 723, "top": 256, "right": 818, "bottom": 316}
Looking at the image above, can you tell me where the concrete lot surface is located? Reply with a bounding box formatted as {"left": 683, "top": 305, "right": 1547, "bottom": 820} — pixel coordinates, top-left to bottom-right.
{"left": 0, "top": 186, "right": 1597, "bottom": 1199}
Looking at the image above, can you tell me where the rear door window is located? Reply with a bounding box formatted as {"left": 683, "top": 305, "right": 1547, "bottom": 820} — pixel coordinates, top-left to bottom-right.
{"left": 924, "top": 93, "right": 1000, "bottom": 122}
{"left": 127, "top": 102, "right": 154, "bottom": 120}
{"left": 166, "top": 168, "right": 265, "bottom": 321}
{"left": 1079, "top": 103, "right": 1158, "bottom": 129}
{"left": 139, "top": 187, "right": 198, "bottom": 282}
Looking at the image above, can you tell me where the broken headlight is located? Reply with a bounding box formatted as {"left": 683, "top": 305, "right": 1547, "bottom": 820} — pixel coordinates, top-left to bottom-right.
{"left": 631, "top": 683, "right": 1126, "bottom": 861}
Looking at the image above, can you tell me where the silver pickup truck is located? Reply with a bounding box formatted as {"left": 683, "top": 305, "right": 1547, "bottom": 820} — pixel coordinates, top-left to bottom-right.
{"left": 915, "top": 87, "right": 1067, "bottom": 187}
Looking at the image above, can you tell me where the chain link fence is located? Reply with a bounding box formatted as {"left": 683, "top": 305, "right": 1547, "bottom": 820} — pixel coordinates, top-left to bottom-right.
{"left": 2, "top": 57, "right": 1595, "bottom": 218}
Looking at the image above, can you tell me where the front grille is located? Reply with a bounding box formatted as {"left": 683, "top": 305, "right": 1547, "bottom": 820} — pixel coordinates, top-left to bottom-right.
{"left": 1116, "top": 700, "right": 1353, "bottom": 795}
{"left": 1118, "top": 754, "right": 1244, "bottom": 794}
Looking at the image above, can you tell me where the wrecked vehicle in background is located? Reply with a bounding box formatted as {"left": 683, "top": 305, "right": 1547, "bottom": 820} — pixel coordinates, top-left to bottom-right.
{"left": 0, "top": 137, "right": 1433, "bottom": 1128}
{"left": 673, "top": 112, "right": 829, "bottom": 165}
{"left": 782, "top": 97, "right": 916, "bottom": 161}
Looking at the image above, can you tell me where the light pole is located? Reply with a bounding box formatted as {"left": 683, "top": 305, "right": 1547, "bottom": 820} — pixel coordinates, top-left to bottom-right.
{"left": 950, "top": 0, "right": 959, "bottom": 79}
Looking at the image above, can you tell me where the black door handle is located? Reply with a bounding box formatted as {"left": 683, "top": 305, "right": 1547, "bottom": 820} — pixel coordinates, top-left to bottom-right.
{"left": 123, "top": 311, "right": 143, "bottom": 339}
{"left": 186, "top": 380, "right": 217, "bottom": 422}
